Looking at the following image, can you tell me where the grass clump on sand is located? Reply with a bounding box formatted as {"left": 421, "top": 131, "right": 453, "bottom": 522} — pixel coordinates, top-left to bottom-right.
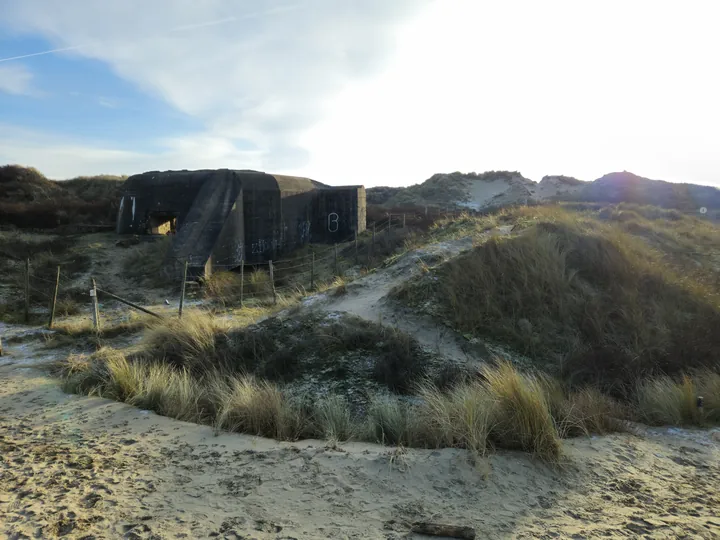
{"left": 635, "top": 372, "right": 720, "bottom": 426}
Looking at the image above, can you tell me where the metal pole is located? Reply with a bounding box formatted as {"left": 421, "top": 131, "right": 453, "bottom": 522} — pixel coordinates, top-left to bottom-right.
{"left": 179, "top": 261, "right": 188, "bottom": 319}
{"left": 48, "top": 265, "right": 60, "bottom": 329}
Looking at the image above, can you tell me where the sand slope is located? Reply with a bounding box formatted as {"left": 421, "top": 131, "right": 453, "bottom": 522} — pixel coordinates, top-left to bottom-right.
{"left": 1, "top": 347, "right": 719, "bottom": 539}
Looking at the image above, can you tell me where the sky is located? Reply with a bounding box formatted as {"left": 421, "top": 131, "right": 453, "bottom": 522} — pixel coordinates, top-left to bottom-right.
{"left": 1, "top": 0, "right": 719, "bottom": 187}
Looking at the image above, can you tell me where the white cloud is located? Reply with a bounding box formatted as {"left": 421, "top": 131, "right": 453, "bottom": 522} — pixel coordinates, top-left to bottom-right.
{"left": 0, "top": 0, "right": 428, "bottom": 173}
{"left": 1, "top": 0, "right": 720, "bottom": 188}
{"left": 0, "top": 64, "right": 39, "bottom": 96}
{"left": 0, "top": 123, "right": 263, "bottom": 178}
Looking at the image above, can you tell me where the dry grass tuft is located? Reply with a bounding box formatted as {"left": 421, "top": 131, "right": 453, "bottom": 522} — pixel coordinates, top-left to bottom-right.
{"left": 637, "top": 375, "right": 701, "bottom": 426}
{"left": 315, "top": 394, "right": 355, "bottom": 442}
{"left": 414, "top": 379, "right": 494, "bottom": 455}
{"left": 482, "top": 361, "right": 561, "bottom": 460}
{"left": 211, "top": 375, "right": 310, "bottom": 440}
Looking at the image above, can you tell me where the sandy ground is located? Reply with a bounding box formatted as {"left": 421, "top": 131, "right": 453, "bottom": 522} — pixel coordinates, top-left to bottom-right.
{"left": 1, "top": 354, "right": 719, "bottom": 539}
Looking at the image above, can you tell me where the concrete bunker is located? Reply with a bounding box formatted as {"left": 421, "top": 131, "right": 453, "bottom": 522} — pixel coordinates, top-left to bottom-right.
{"left": 116, "top": 169, "right": 366, "bottom": 278}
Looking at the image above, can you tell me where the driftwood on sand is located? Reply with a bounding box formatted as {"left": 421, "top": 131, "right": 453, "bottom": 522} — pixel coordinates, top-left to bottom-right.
{"left": 410, "top": 522, "right": 476, "bottom": 539}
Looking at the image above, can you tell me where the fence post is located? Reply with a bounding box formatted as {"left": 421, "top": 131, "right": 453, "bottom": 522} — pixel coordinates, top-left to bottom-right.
{"left": 403, "top": 213, "right": 406, "bottom": 229}
{"left": 387, "top": 215, "right": 392, "bottom": 237}
{"left": 269, "top": 260, "right": 277, "bottom": 305}
{"left": 90, "top": 277, "right": 100, "bottom": 332}
{"left": 354, "top": 231, "right": 359, "bottom": 265}
{"left": 240, "top": 259, "right": 244, "bottom": 308}
{"left": 24, "top": 258, "right": 30, "bottom": 323}
{"left": 310, "top": 251, "right": 315, "bottom": 290}
{"left": 333, "top": 244, "right": 339, "bottom": 277}
{"left": 425, "top": 205, "right": 428, "bottom": 217}
{"left": 48, "top": 265, "right": 60, "bottom": 329}
{"left": 179, "top": 261, "right": 188, "bottom": 319}
{"left": 0, "top": 335, "right": 3, "bottom": 357}
{"left": 372, "top": 222, "right": 376, "bottom": 253}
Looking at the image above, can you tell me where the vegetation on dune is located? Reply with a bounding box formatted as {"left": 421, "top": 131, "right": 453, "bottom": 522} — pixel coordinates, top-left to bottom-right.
{"left": 0, "top": 164, "right": 125, "bottom": 230}
{"left": 135, "top": 310, "right": 429, "bottom": 394}
{"left": 47, "top": 200, "right": 720, "bottom": 461}
{"left": 394, "top": 204, "right": 720, "bottom": 390}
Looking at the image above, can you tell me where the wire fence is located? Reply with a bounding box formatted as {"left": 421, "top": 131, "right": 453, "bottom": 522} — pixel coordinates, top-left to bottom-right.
{"left": 2, "top": 207, "right": 456, "bottom": 331}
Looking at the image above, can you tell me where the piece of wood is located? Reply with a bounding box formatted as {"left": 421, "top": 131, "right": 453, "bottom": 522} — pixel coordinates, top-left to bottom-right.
{"left": 178, "top": 260, "right": 188, "bottom": 319}
{"left": 269, "top": 260, "right": 277, "bottom": 304}
{"left": 239, "top": 259, "right": 245, "bottom": 308}
{"left": 310, "top": 251, "right": 315, "bottom": 290}
{"left": 410, "top": 522, "right": 476, "bottom": 540}
{"left": 24, "top": 258, "right": 30, "bottom": 323}
{"left": 95, "top": 287, "right": 163, "bottom": 319}
{"left": 354, "top": 231, "right": 359, "bottom": 265}
{"left": 333, "top": 244, "right": 339, "bottom": 276}
{"left": 48, "top": 265, "right": 60, "bottom": 329}
{"left": 0, "top": 334, "right": 3, "bottom": 357}
{"left": 91, "top": 278, "right": 101, "bottom": 331}
{"left": 403, "top": 213, "right": 406, "bottom": 229}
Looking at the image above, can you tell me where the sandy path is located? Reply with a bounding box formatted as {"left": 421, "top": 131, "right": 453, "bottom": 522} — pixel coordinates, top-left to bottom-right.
{"left": 315, "top": 229, "right": 514, "bottom": 364}
{"left": 1, "top": 358, "right": 719, "bottom": 539}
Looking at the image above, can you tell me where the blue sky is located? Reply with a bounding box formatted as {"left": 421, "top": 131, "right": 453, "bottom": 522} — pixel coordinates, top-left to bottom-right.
{"left": 1, "top": 1, "right": 720, "bottom": 188}
{"left": 0, "top": 34, "right": 201, "bottom": 149}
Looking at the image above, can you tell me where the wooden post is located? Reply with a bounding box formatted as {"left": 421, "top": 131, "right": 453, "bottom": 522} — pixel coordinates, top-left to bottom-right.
{"left": 310, "top": 251, "right": 315, "bottom": 290}
{"left": 403, "top": 213, "right": 406, "bottom": 229}
{"left": 387, "top": 214, "right": 392, "bottom": 237}
{"left": 90, "top": 278, "right": 100, "bottom": 331}
{"left": 269, "top": 260, "right": 277, "bottom": 304}
{"left": 333, "top": 244, "right": 339, "bottom": 277}
{"left": 95, "top": 288, "right": 163, "bottom": 319}
{"left": 0, "top": 335, "right": 3, "bottom": 357}
{"left": 48, "top": 265, "right": 60, "bottom": 329}
{"left": 179, "top": 261, "right": 188, "bottom": 319}
{"left": 354, "top": 231, "right": 359, "bottom": 265}
{"left": 425, "top": 205, "right": 428, "bottom": 217}
{"left": 24, "top": 258, "right": 30, "bottom": 323}
{"left": 239, "top": 259, "right": 244, "bottom": 308}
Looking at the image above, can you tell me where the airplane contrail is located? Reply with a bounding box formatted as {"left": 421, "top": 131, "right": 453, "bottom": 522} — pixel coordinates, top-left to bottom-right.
{"left": 170, "top": 16, "right": 238, "bottom": 32}
{"left": 0, "top": 5, "right": 300, "bottom": 64}
{"left": 0, "top": 45, "right": 87, "bottom": 63}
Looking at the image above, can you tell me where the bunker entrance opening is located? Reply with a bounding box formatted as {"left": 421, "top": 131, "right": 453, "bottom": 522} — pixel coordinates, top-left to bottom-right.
{"left": 148, "top": 213, "right": 177, "bottom": 235}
